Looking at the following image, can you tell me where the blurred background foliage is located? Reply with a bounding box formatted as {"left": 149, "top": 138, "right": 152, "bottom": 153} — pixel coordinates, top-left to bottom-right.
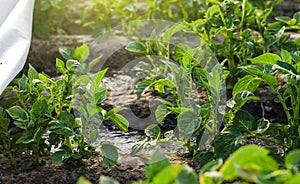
{"left": 33, "top": 0, "right": 296, "bottom": 39}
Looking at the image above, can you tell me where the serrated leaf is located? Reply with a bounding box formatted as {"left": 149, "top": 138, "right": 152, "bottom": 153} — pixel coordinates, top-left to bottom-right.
{"left": 232, "top": 75, "right": 261, "bottom": 97}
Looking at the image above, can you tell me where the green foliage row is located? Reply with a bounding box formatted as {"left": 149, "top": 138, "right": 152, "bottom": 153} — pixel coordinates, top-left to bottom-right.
{"left": 0, "top": 45, "right": 129, "bottom": 169}
{"left": 1, "top": 0, "right": 300, "bottom": 183}
{"left": 78, "top": 145, "right": 300, "bottom": 183}
{"left": 33, "top": 0, "right": 207, "bottom": 38}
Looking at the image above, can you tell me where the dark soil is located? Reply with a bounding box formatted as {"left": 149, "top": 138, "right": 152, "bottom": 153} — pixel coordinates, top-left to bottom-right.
{"left": 0, "top": 153, "right": 145, "bottom": 184}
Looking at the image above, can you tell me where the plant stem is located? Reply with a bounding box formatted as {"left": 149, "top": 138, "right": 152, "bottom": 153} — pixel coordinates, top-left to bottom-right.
{"left": 250, "top": 134, "right": 289, "bottom": 149}
{"left": 276, "top": 92, "right": 292, "bottom": 125}
{"left": 66, "top": 137, "right": 72, "bottom": 150}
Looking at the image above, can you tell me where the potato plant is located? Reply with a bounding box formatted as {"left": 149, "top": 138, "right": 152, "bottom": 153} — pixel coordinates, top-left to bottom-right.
{"left": 0, "top": 45, "right": 128, "bottom": 168}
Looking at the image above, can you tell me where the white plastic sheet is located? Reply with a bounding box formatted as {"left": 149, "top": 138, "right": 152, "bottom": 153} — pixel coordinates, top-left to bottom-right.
{"left": 0, "top": 0, "right": 35, "bottom": 95}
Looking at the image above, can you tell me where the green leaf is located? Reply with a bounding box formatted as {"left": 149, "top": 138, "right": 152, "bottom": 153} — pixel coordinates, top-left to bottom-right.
{"left": 234, "top": 110, "right": 256, "bottom": 131}
{"left": 77, "top": 176, "right": 92, "bottom": 184}
{"left": 176, "top": 165, "right": 198, "bottom": 184}
{"left": 285, "top": 149, "right": 300, "bottom": 171}
{"left": 21, "top": 160, "right": 34, "bottom": 170}
{"left": 227, "top": 91, "right": 259, "bottom": 114}
{"left": 99, "top": 176, "right": 119, "bottom": 184}
{"left": 7, "top": 106, "right": 29, "bottom": 122}
{"left": 31, "top": 98, "right": 48, "bottom": 117}
{"left": 253, "top": 118, "right": 270, "bottom": 134}
{"left": 59, "top": 46, "right": 73, "bottom": 60}
{"left": 173, "top": 43, "right": 192, "bottom": 64}
{"left": 49, "top": 120, "right": 74, "bottom": 137}
{"left": 177, "top": 108, "right": 201, "bottom": 141}
{"left": 100, "top": 141, "right": 119, "bottom": 169}
{"left": 145, "top": 149, "right": 171, "bottom": 182}
{"left": 16, "top": 135, "right": 34, "bottom": 144}
{"left": 273, "top": 61, "right": 298, "bottom": 75}
{"left": 155, "top": 104, "right": 170, "bottom": 125}
{"left": 28, "top": 65, "right": 39, "bottom": 82}
{"left": 145, "top": 124, "right": 161, "bottom": 139}
{"left": 214, "top": 130, "right": 246, "bottom": 160}
{"left": 220, "top": 145, "right": 278, "bottom": 181}
{"left": 241, "top": 66, "right": 279, "bottom": 89}
{"left": 94, "top": 87, "right": 108, "bottom": 105}
{"left": 72, "top": 44, "right": 89, "bottom": 62}
{"left": 251, "top": 53, "right": 281, "bottom": 65}
{"left": 66, "top": 59, "right": 81, "bottom": 73}
{"left": 34, "top": 127, "right": 45, "bottom": 142}
{"left": 52, "top": 146, "right": 72, "bottom": 164}
{"left": 152, "top": 79, "right": 176, "bottom": 94}
{"left": 108, "top": 113, "right": 129, "bottom": 132}
{"left": 232, "top": 75, "right": 261, "bottom": 97}
{"left": 0, "top": 118, "right": 10, "bottom": 131}
{"left": 56, "top": 58, "right": 66, "bottom": 74}
{"left": 13, "top": 121, "right": 25, "bottom": 129}
{"left": 126, "top": 41, "right": 147, "bottom": 54}
{"left": 152, "top": 165, "right": 182, "bottom": 184}
{"left": 60, "top": 112, "right": 76, "bottom": 129}
{"left": 18, "top": 75, "right": 28, "bottom": 90}
{"left": 281, "top": 49, "right": 292, "bottom": 64}
{"left": 136, "top": 79, "right": 152, "bottom": 98}
{"left": 92, "top": 68, "right": 108, "bottom": 91}
{"left": 106, "top": 107, "right": 126, "bottom": 117}
{"left": 275, "top": 16, "right": 292, "bottom": 24}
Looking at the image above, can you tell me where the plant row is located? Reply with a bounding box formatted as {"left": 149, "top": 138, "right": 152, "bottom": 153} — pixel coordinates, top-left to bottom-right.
{"left": 0, "top": 0, "right": 300, "bottom": 183}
